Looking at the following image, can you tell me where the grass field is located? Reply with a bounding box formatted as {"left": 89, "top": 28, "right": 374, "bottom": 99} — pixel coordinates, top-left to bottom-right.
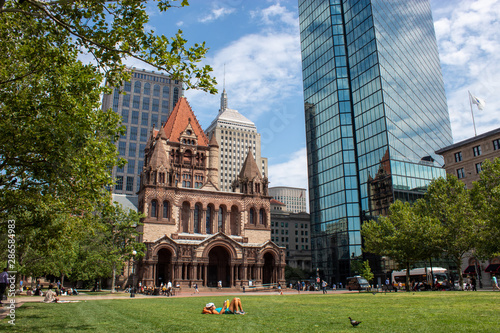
{"left": 1, "top": 292, "right": 499, "bottom": 332}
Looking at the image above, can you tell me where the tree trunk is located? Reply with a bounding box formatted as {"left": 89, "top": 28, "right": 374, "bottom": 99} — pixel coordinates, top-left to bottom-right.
{"left": 111, "top": 262, "right": 116, "bottom": 293}
{"left": 406, "top": 262, "right": 411, "bottom": 292}
{"left": 61, "top": 273, "right": 65, "bottom": 288}
{"left": 456, "top": 257, "right": 463, "bottom": 291}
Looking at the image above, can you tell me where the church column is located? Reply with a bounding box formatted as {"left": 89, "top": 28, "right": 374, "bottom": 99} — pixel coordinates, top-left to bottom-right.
{"left": 214, "top": 210, "right": 220, "bottom": 233}
{"left": 230, "top": 264, "right": 234, "bottom": 287}
{"left": 189, "top": 208, "right": 194, "bottom": 233}
{"left": 204, "top": 264, "right": 208, "bottom": 286}
{"left": 201, "top": 209, "right": 207, "bottom": 234}
{"left": 225, "top": 211, "right": 231, "bottom": 234}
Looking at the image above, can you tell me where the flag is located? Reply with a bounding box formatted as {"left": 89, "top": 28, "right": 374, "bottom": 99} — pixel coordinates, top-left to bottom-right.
{"left": 470, "top": 93, "right": 486, "bottom": 110}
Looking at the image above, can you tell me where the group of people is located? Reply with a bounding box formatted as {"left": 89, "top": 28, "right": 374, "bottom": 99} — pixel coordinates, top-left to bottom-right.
{"left": 202, "top": 298, "right": 245, "bottom": 315}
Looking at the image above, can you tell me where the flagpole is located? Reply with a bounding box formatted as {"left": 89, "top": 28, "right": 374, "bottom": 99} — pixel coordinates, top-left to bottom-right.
{"left": 468, "top": 91, "right": 477, "bottom": 136}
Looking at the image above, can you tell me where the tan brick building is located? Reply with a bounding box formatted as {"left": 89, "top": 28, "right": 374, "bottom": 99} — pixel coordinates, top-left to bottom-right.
{"left": 136, "top": 97, "right": 285, "bottom": 288}
{"left": 435, "top": 127, "right": 500, "bottom": 189}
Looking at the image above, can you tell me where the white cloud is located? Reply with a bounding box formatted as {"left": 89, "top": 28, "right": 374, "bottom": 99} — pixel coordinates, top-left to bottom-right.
{"left": 268, "top": 147, "right": 308, "bottom": 190}
{"left": 433, "top": 0, "right": 500, "bottom": 141}
{"left": 251, "top": 3, "right": 298, "bottom": 28}
{"left": 199, "top": 7, "right": 236, "bottom": 23}
{"left": 176, "top": 21, "right": 184, "bottom": 27}
{"left": 186, "top": 2, "right": 301, "bottom": 123}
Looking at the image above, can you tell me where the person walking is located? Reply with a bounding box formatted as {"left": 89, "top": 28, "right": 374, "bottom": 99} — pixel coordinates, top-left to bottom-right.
{"left": 0, "top": 268, "right": 8, "bottom": 304}
{"left": 321, "top": 280, "right": 327, "bottom": 294}
{"left": 194, "top": 283, "right": 199, "bottom": 294}
{"left": 492, "top": 275, "right": 499, "bottom": 291}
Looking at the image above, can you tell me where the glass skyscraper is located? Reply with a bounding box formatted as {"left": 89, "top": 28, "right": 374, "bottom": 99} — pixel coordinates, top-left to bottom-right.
{"left": 298, "top": 0, "right": 452, "bottom": 283}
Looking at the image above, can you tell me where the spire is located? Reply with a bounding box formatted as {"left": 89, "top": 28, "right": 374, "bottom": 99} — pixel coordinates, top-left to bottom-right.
{"left": 219, "top": 63, "right": 228, "bottom": 114}
{"left": 239, "top": 149, "right": 261, "bottom": 180}
{"left": 220, "top": 89, "right": 228, "bottom": 114}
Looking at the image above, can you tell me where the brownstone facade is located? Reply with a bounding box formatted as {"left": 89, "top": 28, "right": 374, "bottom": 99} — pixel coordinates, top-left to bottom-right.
{"left": 136, "top": 97, "right": 285, "bottom": 288}
{"left": 436, "top": 127, "right": 500, "bottom": 189}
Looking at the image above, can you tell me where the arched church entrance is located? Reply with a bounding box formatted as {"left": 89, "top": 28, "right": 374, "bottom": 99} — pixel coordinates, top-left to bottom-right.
{"left": 156, "top": 248, "right": 173, "bottom": 286}
{"left": 262, "top": 252, "right": 275, "bottom": 285}
{"left": 207, "top": 246, "right": 231, "bottom": 287}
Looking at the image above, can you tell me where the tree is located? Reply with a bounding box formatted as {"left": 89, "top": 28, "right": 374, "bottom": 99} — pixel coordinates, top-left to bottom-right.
{"left": 360, "top": 260, "right": 374, "bottom": 284}
{"left": 421, "top": 174, "right": 480, "bottom": 290}
{"left": 0, "top": 0, "right": 216, "bottom": 213}
{"left": 0, "top": 0, "right": 216, "bottom": 276}
{"left": 471, "top": 158, "right": 500, "bottom": 257}
{"left": 69, "top": 203, "right": 145, "bottom": 290}
{"left": 361, "top": 200, "right": 441, "bottom": 291}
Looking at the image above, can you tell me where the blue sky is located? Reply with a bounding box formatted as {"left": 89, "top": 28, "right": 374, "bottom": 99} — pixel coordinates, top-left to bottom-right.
{"left": 131, "top": 0, "right": 500, "bottom": 191}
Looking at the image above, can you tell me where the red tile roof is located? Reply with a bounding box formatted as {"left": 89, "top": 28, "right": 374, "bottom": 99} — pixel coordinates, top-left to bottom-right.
{"left": 162, "top": 97, "right": 209, "bottom": 146}
{"left": 270, "top": 199, "right": 286, "bottom": 205}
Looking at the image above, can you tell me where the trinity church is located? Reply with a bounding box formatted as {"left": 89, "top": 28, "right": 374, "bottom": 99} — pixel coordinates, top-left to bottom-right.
{"left": 135, "top": 97, "right": 285, "bottom": 288}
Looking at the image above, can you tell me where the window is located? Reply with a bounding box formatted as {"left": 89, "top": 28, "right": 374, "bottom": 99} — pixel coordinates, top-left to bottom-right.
{"left": 141, "top": 113, "right": 149, "bottom": 126}
{"left": 131, "top": 111, "right": 139, "bottom": 124}
{"left": 475, "top": 163, "right": 482, "bottom": 174}
{"left": 142, "top": 97, "right": 150, "bottom": 110}
{"left": 140, "top": 128, "right": 148, "bottom": 142}
{"left": 206, "top": 206, "right": 212, "bottom": 234}
{"left": 124, "top": 81, "right": 131, "bottom": 92}
{"left": 130, "top": 126, "right": 138, "bottom": 140}
{"left": 151, "top": 200, "right": 157, "bottom": 217}
{"left": 118, "top": 141, "right": 126, "bottom": 156}
{"left": 153, "top": 84, "right": 160, "bottom": 97}
{"left": 115, "top": 176, "right": 123, "bottom": 191}
{"left": 127, "top": 160, "right": 135, "bottom": 174}
{"left": 454, "top": 152, "right": 462, "bottom": 162}
{"left": 249, "top": 208, "right": 256, "bottom": 224}
{"left": 151, "top": 114, "right": 158, "bottom": 127}
{"left": 122, "top": 94, "right": 130, "bottom": 107}
{"left": 134, "top": 81, "right": 141, "bottom": 94}
{"left": 143, "top": 82, "right": 150, "bottom": 95}
{"left": 132, "top": 95, "right": 140, "bottom": 109}
{"left": 457, "top": 168, "right": 465, "bottom": 179}
{"left": 128, "top": 143, "right": 136, "bottom": 157}
{"left": 473, "top": 145, "right": 482, "bottom": 156}
{"left": 121, "top": 109, "right": 129, "bottom": 123}
{"left": 126, "top": 176, "right": 134, "bottom": 191}
{"left": 162, "top": 100, "right": 169, "bottom": 113}
{"left": 163, "top": 86, "right": 170, "bottom": 98}
{"left": 259, "top": 209, "right": 265, "bottom": 224}
{"left": 493, "top": 139, "right": 500, "bottom": 151}
{"left": 152, "top": 99, "right": 159, "bottom": 112}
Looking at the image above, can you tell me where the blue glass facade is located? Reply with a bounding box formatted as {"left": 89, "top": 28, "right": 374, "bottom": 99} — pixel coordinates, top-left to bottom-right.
{"left": 299, "top": 0, "right": 452, "bottom": 283}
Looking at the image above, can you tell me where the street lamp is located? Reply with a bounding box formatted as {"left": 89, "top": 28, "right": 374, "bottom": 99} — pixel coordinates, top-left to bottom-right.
{"left": 131, "top": 250, "right": 137, "bottom": 298}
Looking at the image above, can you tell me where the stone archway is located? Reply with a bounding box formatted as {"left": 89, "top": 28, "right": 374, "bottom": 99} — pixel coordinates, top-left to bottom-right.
{"left": 156, "top": 248, "right": 173, "bottom": 286}
{"left": 207, "top": 246, "right": 231, "bottom": 287}
{"left": 262, "top": 252, "right": 275, "bottom": 285}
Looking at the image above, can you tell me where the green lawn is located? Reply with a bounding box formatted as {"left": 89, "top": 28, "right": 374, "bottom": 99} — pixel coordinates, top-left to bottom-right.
{"left": 2, "top": 292, "right": 499, "bottom": 332}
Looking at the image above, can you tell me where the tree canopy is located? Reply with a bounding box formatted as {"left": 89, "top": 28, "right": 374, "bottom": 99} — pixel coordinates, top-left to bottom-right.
{"left": 0, "top": 0, "right": 216, "bottom": 278}
{"left": 471, "top": 158, "right": 500, "bottom": 257}
{"left": 421, "top": 174, "right": 480, "bottom": 289}
{"left": 361, "top": 200, "right": 441, "bottom": 290}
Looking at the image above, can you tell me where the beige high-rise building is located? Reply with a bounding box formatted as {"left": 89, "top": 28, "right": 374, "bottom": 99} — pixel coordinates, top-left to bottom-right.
{"left": 205, "top": 90, "right": 268, "bottom": 192}
{"left": 269, "top": 186, "right": 307, "bottom": 213}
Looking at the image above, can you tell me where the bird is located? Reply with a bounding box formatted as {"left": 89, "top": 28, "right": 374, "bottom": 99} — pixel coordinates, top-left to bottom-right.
{"left": 349, "top": 317, "right": 362, "bottom": 327}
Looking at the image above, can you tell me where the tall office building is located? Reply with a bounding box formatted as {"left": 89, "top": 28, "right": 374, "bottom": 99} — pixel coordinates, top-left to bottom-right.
{"left": 206, "top": 90, "right": 268, "bottom": 192}
{"left": 298, "top": 0, "right": 452, "bottom": 283}
{"left": 101, "top": 68, "right": 183, "bottom": 196}
{"left": 269, "top": 186, "right": 307, "bottom": 213}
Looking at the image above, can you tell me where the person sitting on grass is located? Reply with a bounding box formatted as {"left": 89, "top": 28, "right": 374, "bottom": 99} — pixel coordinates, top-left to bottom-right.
{"left": 43, "top": 286, "right": 59, "bottom": 303}
{"left": 202, "top": 298, "right": 245, "bottom": 315}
